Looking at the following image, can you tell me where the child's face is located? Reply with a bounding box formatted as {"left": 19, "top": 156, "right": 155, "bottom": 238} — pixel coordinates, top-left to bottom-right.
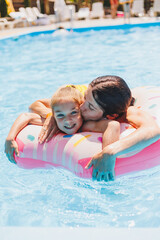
{"left": 53, "top": 99, "right": 83, "bottom": 134}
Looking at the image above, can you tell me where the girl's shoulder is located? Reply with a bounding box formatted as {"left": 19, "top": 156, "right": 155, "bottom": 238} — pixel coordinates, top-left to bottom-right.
{"left": 74, "top": 84, "right": 88, "bottom": 95}
{"left": 65, "top": 84, "right": 88, "bottom": 95}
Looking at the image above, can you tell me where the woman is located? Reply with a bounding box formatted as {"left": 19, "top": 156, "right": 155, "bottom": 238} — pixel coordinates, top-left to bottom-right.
{"left": 12, "top": 76, "right": 160, "bottom": 181}
{"left": 80, "top": 76, "right": 160, "bottom": 181}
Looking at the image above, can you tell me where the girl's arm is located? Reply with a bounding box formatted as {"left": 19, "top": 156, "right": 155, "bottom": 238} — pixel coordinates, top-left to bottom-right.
{"left": 86, "top": 107, "right": 160, "bottom": 181}
{"left": 5, "top": 113, "right": 43, "bottom": 163}
{"left": 29, "top": 99, "right": 59, "bottom": 143}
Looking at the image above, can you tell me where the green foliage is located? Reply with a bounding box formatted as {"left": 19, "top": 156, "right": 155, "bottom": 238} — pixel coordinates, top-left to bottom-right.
{"left": 67, "top": 0, "right": 109, "bottom": 9}
{"left": 40, "top": 0, "right": 44, "bottom": 14}
{"left": 104, "top": 0, "right": 110, "bottom": 7}
{"left": 24, "top": 0, "right": 30, "bottom": 8}
{"left": 0, "top": 0, "right": 7, "bottom": 17}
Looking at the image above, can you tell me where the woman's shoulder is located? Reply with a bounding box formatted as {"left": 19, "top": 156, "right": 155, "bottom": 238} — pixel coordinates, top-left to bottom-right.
{"left": 127, "top": 106, "right": 140, "bottom": 115}
{"left": 131, "top": 87, "right": 142, "bottom": 98}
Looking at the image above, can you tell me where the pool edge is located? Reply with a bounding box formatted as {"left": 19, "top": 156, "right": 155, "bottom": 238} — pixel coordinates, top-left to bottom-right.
{"left": 0, "top": 227, "right": 160, "bottom": 240}
{"left": 0, "top": 20, "right": 160, "bottom": 41}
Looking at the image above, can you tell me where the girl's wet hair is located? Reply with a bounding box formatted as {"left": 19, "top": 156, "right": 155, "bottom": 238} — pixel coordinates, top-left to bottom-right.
{"left": 51, "top": 85, "right": 84, "bottom": 110}
{"left": 90, "top": 75, "right": 135, "bottom": 117}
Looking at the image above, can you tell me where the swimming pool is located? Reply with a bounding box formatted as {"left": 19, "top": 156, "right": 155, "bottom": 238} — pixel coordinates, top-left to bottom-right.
{"left": 1, "top": 23, "right": 160, "bottom": 228}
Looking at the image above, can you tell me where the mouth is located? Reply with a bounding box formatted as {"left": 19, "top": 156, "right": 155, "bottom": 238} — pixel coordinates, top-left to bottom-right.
{"left": 64, "top": 124, "right": 76, "bottom": 130}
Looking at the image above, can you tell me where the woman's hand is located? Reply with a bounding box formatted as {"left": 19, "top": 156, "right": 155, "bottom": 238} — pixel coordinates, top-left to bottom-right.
{"left": 39, "top": 116, "right": 60, "bottom": 144}
{"left": 86, "top": 150, "right": 116, "bottom": 182}
{"left": 5, "top": 139, "right": 19, "bottom": 164}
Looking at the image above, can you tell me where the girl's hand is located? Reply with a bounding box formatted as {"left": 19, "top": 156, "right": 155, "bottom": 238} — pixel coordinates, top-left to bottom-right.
{"left": 38, "top": 116, "right": 60, "bottom": 144}
{"left": 5, "top": 139, "right": 19, "bottom": 164}
{"left": 86, "top": 151, "right": 116, "bottom": 182}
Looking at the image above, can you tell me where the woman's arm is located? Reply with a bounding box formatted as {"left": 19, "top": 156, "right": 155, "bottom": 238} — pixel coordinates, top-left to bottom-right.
{"left": 113, "top": 106, "right": 160, "bottom": 155}
{"left": 86, "top": 107, "right": 160, "bottom": 181}
{"left": 5, "top": 113, "right": 43, "bottom": 163}
{"left": 82, "top": 119, "right": 120, "bottom": 148}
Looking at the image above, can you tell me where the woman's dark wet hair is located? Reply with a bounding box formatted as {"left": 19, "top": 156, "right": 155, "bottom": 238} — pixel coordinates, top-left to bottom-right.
{"left": 90, "top": 76, "right": 135, "bottom": 117}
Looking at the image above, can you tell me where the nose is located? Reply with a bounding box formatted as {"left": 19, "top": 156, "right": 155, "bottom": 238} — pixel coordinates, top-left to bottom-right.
{"left": 65, "top": 116, "right": 73, "bottom": 126}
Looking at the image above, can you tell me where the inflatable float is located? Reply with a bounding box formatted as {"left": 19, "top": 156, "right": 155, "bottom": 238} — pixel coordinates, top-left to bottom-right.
{"left": 14, "top": 86, "right": 160, "bottom": 178}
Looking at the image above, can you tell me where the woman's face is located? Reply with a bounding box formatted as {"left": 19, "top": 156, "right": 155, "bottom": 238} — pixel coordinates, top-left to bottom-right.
{"left": 80, "top": 86, "right": 104, "bottom": 121}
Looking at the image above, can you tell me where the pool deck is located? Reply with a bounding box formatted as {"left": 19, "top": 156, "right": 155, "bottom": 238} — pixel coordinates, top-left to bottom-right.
{"left": 0, "top": 16, "right": 160, "bottom": 39}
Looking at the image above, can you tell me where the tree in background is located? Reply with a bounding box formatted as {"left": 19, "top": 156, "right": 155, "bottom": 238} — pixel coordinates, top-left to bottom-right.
{"left": 104, "top": 0, "right": 110, "bottom": 7}
{"left": 24, "top": 0, "right": 30, "bottom": 7}
{"left": 40, "top": 0, "right": 45, "bottom": 13}
{"left": 66, "top": 0, "right": 93, "bottom": 10}
{"left": 0, "top": 0, "right": 7, "bottom": 17}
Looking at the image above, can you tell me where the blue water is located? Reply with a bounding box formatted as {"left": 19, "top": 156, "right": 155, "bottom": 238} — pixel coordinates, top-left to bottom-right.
{"left": 0, "top": 25, "right": 160, "bottom": 227}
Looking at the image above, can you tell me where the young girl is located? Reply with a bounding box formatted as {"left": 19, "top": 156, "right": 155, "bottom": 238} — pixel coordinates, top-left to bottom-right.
{"left": 5, "top": 85, "right": 120, "bottom": 164}
{"left": 50, "top": 85, "right": 84, "bottom": 135}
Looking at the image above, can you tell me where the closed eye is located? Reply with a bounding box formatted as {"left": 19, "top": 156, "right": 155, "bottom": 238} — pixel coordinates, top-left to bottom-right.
{"left": 89, "top": 103, "right": 95, "bottom": 111}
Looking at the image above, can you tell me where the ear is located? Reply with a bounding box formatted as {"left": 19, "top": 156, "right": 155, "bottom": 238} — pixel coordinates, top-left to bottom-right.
{"left": 106, "top": 114, "right": 119, "bottom": 120}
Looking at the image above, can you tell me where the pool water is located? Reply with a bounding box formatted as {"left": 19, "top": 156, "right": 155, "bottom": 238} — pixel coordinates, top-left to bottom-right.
{"left": 0, "top": 25, "right": 160, "bottom": 227}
